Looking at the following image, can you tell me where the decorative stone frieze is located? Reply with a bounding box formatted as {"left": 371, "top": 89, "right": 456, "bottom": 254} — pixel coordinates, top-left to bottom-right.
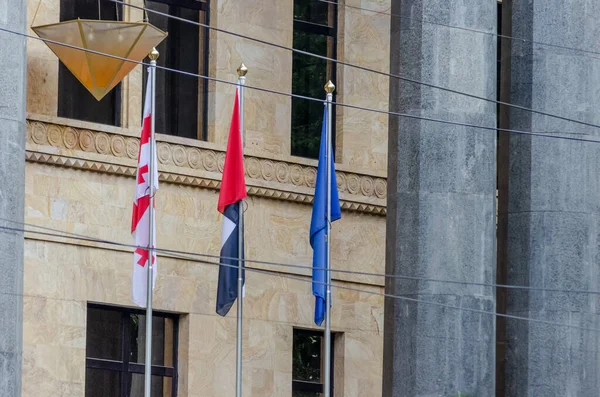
{"left": 25, "top": 119, "right": 387, "bottom": 215}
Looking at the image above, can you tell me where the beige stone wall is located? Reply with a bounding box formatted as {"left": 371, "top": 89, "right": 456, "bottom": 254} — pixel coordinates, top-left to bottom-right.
{"left": 23, "top": 0, "right": 391, "bottom": 395}
{"left": 27, "top": 0, "right": 59, "bottom": 116}
{"left": 22, "top": 117, "right": 386, "bottom": 396}
{"left": 22, "top": 237, "right": 383, "bottom": 397}
{"left": 209, "top": 0, "right": 294, "bottom": 154}
{"left": 26, "top": 0, "right": 390, "bottom": 166}
{"left": 23, "top": 163, "right": 385, "bottom": 396}
{"left": 209, "top": 0, "right": 391, "bottom": 169}
{"left": 337, "top": 0, "right": 390, "bottom": 173}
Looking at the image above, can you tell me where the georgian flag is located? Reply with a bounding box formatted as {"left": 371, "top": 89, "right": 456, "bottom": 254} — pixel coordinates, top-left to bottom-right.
{"left": 216, "top": 88, "right": 247, "bottom": 317}
{"left": 131, "top": 74, "right": 159, "bottom": 308}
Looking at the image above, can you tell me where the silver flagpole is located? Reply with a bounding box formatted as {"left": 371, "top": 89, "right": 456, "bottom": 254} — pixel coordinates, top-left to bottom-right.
{"left": 144, "top": 47, "right": 159, "bottom": 397}
{"left": 236, "top": 62, "right": 248, "bottom": 397}
{"left": 324, "top": 80, "right": 335, "bottom": 397}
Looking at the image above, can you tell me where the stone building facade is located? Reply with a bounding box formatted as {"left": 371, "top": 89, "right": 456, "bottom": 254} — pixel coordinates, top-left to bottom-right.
{"left": 5, "top": 1, "right": 598, "bottom": 397}
{"left": 9, "top": 0, "right": 390, "bottom": 396}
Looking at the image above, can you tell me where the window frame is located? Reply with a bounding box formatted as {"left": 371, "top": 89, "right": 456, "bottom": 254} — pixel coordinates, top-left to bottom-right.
{"left": 85, "top": 303, "right": 179, "bottom": 397}
{"left": 291, "top": 328, "right": 335, "bottom": 396}
{"left": 142, "top": 0, "right": 210, "bottom": 140}
{"left": 291, "top": 0, "right": 339, "bottom": 159}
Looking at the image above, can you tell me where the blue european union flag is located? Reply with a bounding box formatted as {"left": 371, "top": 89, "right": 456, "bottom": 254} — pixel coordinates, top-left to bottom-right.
{"left": 310, "top": 107, "right": 341, "bottom": 326}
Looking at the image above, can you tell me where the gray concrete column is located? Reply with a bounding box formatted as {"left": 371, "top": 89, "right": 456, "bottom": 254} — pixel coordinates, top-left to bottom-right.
{"left": 505, "top": 1, "right": 600, "bottom": 396}
{"left": 0, "top": 0, "right": 27, "bottom": 396}
{"left": 383, "top": 1, "right": 497, "bottom": 396}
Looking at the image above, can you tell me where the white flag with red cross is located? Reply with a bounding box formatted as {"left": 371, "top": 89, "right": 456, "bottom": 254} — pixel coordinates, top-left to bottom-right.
{"left": 131, "top": 75, "right": 159, "bottom": 307}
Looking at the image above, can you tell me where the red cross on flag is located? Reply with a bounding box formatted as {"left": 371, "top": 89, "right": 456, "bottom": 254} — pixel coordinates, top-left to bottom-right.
{"left": 131, "top": 75, "right": 159, "bottom": 307}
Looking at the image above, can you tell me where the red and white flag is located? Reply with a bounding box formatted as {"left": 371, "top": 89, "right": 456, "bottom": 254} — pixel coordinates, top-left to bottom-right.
{"left": 131, "top": 76, "right": 159, "bottom": 307}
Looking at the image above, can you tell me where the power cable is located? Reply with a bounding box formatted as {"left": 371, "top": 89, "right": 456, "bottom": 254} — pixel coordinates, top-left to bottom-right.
{"left": 5, "top": 216, "right": 600, "bottom": 296}
{"left": 109, "top": 0, "right": 600, "bottom": 132}
{"left": 5, "top": 26, "right": 600, "bottom": 144}
{"left": 317, "top": 0, "right": 600, "bottom": 60}
{"left": 3, "top": 223, "right": 600, "bottom": 333}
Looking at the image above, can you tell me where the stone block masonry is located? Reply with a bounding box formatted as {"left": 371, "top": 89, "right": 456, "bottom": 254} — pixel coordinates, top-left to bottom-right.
{"left": 384, "top": 0, "right": 497, "bottom": 395}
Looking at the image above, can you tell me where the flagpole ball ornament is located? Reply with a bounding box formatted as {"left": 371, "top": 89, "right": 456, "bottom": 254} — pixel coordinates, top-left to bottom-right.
{"left": 31, "top": 19, "right": 167, "bottom": 101}
{"left": 237, "top": 63, "right": 248, "bottom": 77}
{"left": 149, "top": 47, "right": 159, "bottom": 61}
{"left": 325, "top": 80, "right": 335, "bottom": 94}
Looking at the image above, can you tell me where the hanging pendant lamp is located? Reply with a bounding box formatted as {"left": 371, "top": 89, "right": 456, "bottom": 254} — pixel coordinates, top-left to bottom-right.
{"left": 32, "top": 19, "right": 167, "bottom": 101}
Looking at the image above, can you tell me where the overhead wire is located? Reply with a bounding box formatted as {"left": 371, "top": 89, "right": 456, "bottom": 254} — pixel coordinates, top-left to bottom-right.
{"left": 317, "top": 0, "right": 600, "bottom": 60}
{"left": 5, "top": 217, "right": 600, "bottom": 296}
{"left": 10, "top": 18, "right": 600, "bottom": 301}
{"left": 3, "top": 223, "right": 600, "bottom": 333}
{"left": 8, "top": 22, "right": 600, "bottom": 306}
{"left": 109, "top": 0, "right": 600, "bottom": 133}
{"left": 4, "top": 25, "right": 600, "bottom": 144}
{"left": 13, "top": 2, "right": 600, "bottom": 340}
{"left": 12, "top": 5, "right": 600, "bottom": 350}
{"left": 0, "top": 244, "right": 592, "bottom": 337}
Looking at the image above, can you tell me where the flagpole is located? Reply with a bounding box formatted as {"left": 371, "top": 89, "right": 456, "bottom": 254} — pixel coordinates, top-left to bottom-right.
{"left": 144, "top": 47, "right": 159, "bottom": 397}
{"left": 324, "top": 80, "right": 335, "bottom": 397}
{"left": 236, "top": 62, "right": 248, "bottom": 397}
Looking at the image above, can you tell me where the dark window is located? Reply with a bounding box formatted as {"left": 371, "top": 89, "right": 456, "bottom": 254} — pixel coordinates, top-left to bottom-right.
{"left": 85, "top": 304, "right": 178, "bottom": 397}
{"left": 143, "top": 0, "right": 210, "bottom": 140}
{"left": 291, "top": 0, "right": 337, "bottom": 159}
{"left": 292, "top": 329, "right": 334, "bottom": 396}
{"left": 58, "top": 0, "right": 122, "bottom": 126}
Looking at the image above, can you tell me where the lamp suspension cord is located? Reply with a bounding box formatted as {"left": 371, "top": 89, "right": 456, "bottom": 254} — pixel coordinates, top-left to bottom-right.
{"left": 31, "top": 0, "right": 43, "bottom": 27}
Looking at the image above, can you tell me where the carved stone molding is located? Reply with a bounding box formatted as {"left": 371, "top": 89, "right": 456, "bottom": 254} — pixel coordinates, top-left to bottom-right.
{"left": 25, "top": 119, "right": 387, "bottom": 215}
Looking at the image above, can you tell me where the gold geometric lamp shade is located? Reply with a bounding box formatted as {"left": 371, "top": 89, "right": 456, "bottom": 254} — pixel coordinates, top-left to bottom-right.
{"left": 32, "top": 20, "right": 167, "bottom": 101}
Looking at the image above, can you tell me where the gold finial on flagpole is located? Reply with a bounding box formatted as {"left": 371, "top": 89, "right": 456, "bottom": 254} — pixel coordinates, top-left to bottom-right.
{"left": 149, "top": 47, "right": 160, "bottom": 61}
{"left": 324, "top": 80, "right": 335, "bottom": 94}
{"left": 237, "top": 63, "right": 248, "bottom": 77}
